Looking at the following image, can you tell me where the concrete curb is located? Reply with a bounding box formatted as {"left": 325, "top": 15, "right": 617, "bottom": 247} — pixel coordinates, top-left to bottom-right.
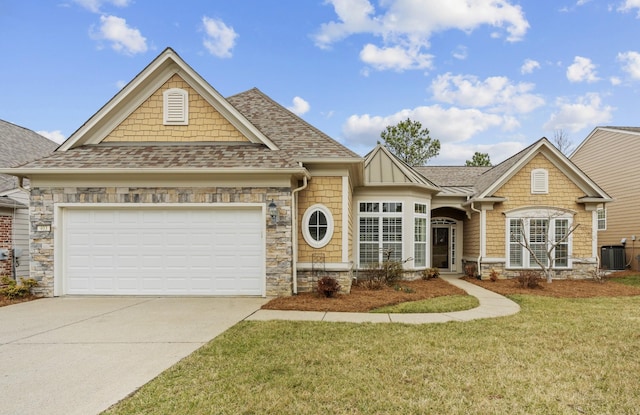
{"left": 246, "top": 275, "right": 520, "bottom": 324}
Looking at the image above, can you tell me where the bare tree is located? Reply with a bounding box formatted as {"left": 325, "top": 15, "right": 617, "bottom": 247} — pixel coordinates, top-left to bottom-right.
{"left": 551, "top": 129, "right": 575, "bottom": 155}
{"left": 512, "top": 210, "right": 580, "bottom": 283}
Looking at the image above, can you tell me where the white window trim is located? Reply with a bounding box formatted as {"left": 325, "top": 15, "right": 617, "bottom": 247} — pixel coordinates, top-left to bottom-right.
{"left": 413, "top": 203, "right": 428, "bottom": 268}
{"left": 597, "top": 208, "right": 606, "bottom": 231}
{"left": 505, "top": 208, "right": 573, "bottom": 269}
{"left": 357, "top": 201, "right": 404, "bottom": 267}
{"left": 163, "top": 88, "right": 188, "bottom": 125}
{"left": 531, "top": 168, "right": 548, "bottom": 194}
{"left": 301, "top": 204, "right": 334, "bottom": 249}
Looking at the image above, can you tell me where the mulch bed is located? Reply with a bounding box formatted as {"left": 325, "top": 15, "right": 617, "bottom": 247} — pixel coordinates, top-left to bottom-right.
{"left": 263, "top": 272, "right": 640, "bottom": 312}
{"left": 0, "top": 295, "right": 41, "bottom": 308}
{"left": 262, "top": 278, "right": 466, "bottom": 313}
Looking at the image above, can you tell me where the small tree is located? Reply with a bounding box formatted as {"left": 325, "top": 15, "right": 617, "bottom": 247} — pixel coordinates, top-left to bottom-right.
{"left": 551, "top": 129, "right": 575, "bottom": 155}
{"left": 513, "top": 211, "right": 580, "bottom": 283}
{"left": 465, "top": 152, "right": 492, "bottom": 166}
{"left": 380, "top": 118, "right": 440, "bottom": 166}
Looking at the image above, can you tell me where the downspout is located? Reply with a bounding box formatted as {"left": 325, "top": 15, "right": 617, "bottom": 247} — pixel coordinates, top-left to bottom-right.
{"left": 470, "top": 201, "right": 483, "bottom": 278}
{"left": 291, "top": 169, "right": 308, "bottom": 295}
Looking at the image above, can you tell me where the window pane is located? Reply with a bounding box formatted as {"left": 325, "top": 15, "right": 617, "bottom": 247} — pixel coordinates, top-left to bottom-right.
{"left": 383, "top": 202, "right": 402, "bottom": 212}
{"left": 359, "top": 202, "right": 379, "bottom": 212}
{"left": 359, "top": 243, "right": 379, "bottom": 267}
{"left": 415, "top": 203, "right": 427, "bottom": 214}
{"left": 383, "top": 218, "right": 402, "bottom": 242}
{"left": 414, "top": 217, "right": 427, "bottom": 267}
{"left": 359, "top": 217, "right": 378, "bottom": 241}
{"left": 509, "top": 219, "right": 523, "bottom": 267}
{"left": 308, "top": 211, "right": 328, "bottom": 242}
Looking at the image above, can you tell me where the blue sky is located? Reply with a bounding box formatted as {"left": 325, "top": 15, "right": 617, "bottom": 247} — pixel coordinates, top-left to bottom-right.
{"left": 2, "top": 1, "right": 640, "bottom": 165}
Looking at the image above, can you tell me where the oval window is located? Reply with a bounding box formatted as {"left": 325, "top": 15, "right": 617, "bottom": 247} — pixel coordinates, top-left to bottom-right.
{"left": 302, "top": 204, "right": 334, "bottom": 248}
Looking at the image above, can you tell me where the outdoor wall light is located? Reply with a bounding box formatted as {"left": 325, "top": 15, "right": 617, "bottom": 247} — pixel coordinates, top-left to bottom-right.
{"left": 268, "top": 199, "right": 279, "bottom": 223}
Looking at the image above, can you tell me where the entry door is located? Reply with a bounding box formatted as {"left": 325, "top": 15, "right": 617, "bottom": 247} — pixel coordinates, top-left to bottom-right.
{"left": 432, "top": 227, "right": 449, "bottom": 270}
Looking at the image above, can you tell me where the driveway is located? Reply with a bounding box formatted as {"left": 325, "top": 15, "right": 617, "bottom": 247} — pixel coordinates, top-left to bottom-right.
{"left": 0, "top": 296, "right": 267, "bottom": 415}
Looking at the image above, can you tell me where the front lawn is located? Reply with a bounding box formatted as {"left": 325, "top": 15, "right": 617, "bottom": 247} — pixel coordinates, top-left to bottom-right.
{"left": 104, "top": 291, "right": 640, "bottom": 414}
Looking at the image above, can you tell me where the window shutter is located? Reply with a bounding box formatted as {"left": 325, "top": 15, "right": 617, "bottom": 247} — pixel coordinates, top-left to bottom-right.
{"left": 163, "top": 88, "right": 188, "bottom": 125}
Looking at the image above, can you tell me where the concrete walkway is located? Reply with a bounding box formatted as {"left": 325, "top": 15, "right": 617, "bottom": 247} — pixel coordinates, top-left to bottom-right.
{"left": 247, "top": 275, "right": 520, "bottom": 324}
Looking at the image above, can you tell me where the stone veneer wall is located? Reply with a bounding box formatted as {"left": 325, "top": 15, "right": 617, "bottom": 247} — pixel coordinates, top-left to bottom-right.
{"left": 296, "top": 269, "right": 353, "bottom": 294}
{"left": 30, "top": 186, "right": 292, "bottom": 297}
{"left": 478, "top": 259, "right": 596, "bottom": 280}
{"left": 0, "top": 215, "right": 12, "bottom": 277}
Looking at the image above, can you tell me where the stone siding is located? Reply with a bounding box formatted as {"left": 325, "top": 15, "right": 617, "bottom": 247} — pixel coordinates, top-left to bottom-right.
{"left": 296, "top": 269, "right": 353, "bottom": 294}
{"left": 30, "top": 186, "right": 293, "bottom": 297}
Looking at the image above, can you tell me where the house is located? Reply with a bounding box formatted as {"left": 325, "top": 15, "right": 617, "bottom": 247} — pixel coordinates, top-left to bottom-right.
{"left": 0, "top": 120, "right": 57, "bottom": 280}
{"left": 571, "top": 127, "right": 640, "bottom": 271}
{"left": 416, "top": 140, "right": 611, "bottom": 279}
{"left": 0, "top": 48, "right": 612, "bottom": 297}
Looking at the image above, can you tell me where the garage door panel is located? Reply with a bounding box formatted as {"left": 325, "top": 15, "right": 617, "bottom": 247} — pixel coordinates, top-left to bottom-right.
{"left": 63, "top": 207, "right": 265, "bottom": 296}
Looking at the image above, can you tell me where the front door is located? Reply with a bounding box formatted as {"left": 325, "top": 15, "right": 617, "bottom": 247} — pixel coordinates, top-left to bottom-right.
{"left": 432, "top": 227, "right": 449, "bottom": 270}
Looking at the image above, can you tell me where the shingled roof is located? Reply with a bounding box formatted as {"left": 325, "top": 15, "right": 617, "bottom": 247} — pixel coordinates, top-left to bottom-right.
{"left": 16, "top": 143, "right": 302, "bottom": 170}
{"left": 227, "top": 88, "right": 360, "bottom": 160}
{"left": 0, "top": 120, "right": 57, "bottom": 192}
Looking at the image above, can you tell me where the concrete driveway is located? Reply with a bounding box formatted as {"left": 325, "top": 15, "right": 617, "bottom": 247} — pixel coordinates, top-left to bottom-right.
{"left": 0, "top": 296, "right": 267, "bottom": 415}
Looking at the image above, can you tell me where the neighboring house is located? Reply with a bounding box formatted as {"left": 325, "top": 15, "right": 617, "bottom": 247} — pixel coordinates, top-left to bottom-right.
{"left": 0, "top": 48, "right": 612, "bottom": 297}
{"left": 0, "top": 120, "right": 57, "bottom": 280}
{"left": 571, "top": 126, "right": 640, "bottom": 271}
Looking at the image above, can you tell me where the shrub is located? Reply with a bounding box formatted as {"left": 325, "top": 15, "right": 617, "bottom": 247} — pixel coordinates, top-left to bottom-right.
{"left": 0, "top": 276, "right": 38, "bottom": 299}
{"left": 421, "top": 267, "right": 439, "bottom": 280}
{"left": 464, "top": 263, "right": 476, "bottom": 278}
{"left": 489, "top": 268, "right": 499, "bottom": 282}
{"left": 516, "top": 270, "right": 542, "bottom": 289}
{"left": 590, "top": 266, "right": 608, "bottom": 284}
{"left": 317, "top": 276, "right": 341, "bottom": 298}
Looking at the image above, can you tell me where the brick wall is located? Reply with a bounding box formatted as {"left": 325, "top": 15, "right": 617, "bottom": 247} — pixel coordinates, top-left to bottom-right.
{"left": 104, "top": 74, "right": 249, "bottom": 143}
{"left": 0, "top": 215, "right": 12, "bottom": 277}
{"left": 30, "top": 186, "right": 293, "bottom": 297}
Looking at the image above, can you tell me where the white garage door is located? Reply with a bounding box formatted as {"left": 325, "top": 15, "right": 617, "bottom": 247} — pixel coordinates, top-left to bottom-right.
{"left": 63, "top": 207, "right": 265, "bottom": 296}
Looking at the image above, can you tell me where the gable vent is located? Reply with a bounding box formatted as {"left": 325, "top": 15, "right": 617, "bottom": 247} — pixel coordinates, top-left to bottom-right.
{"left": 163, "top": 88, "right": 188, "bottom": 125}
{"left": 531, "top": 168, "right": 548, "bottom": 194}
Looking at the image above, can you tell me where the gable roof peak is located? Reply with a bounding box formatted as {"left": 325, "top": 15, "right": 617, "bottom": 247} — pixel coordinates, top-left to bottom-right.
{"left": 57, "top": 47, "right": 279, "bottom": 152}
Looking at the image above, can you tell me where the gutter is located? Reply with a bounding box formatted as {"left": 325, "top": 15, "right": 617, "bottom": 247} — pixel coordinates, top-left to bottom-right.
{"left": 290, "top": 169, "right": 308, "bottom": 295}
{"left": 470, "top": 201, "right": 483, "bottom": 278}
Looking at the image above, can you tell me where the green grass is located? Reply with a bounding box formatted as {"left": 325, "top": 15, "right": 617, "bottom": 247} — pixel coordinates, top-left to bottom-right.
{"left": 611, "top": 273, "right": 640, "bottom": 287}
{"left": 371, "top": 295, "right": 479, "bottom": 313}
{"left": 104, "top": 295, "right": 640, "bottom": 415}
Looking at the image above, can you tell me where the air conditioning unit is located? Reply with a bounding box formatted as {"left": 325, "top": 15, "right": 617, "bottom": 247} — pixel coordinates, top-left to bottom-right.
{"left": 601, "top": 245, "right": 625, "bottom": 270}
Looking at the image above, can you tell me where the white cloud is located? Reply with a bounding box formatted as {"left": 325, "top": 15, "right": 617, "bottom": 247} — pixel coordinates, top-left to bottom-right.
{"left": 314, "top": 0, "right": 529, "bottom": 72}
{"left": 73, "top": 0, "right": 131, "bottom": 13}
{"left": 342, "top": 105, "right": 506, "bottom": 150}
{"left": 452, "top": 45, "right": 468, "bottom": 60}
{"left": 36, "top": 130, "right": 66, "bottom": 144}
{"left": 359, "top": 44, "right": 433, "bottom": 71}
{"left": 287, "top": 96, "right": 310, "bottom": 115}
{"left": 544, "top": 93, "right": 614, "bottom": 133}
{"left": 202, "top": 17, "right": 238, "bottom": 58}
{"left": 617, "top": 50, "right": 640, "bottom": 79}
{"left": 91, "top": 15, "right": 147, "bottom": 55}
{"left": 618, "top": 0, "right": 640, "bottom": 17}
{"left": 610, "top": 76, "right": 622, "bottom": 85}
{"left": 521, "top": 58, "right": 540, "bottom": 74}
{"left": 566, "top": 56, "right": 600, "bottom": 83}
{"left": 430, "top": 73, "right": 544, "bottom": 113}
{"left": 115, "top": 80, "right": 127, "bottom": 89}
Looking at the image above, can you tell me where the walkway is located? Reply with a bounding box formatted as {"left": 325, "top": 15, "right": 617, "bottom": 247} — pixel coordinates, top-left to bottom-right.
{"left": 246, "top": 275, "right": 520, "bottom": 324}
